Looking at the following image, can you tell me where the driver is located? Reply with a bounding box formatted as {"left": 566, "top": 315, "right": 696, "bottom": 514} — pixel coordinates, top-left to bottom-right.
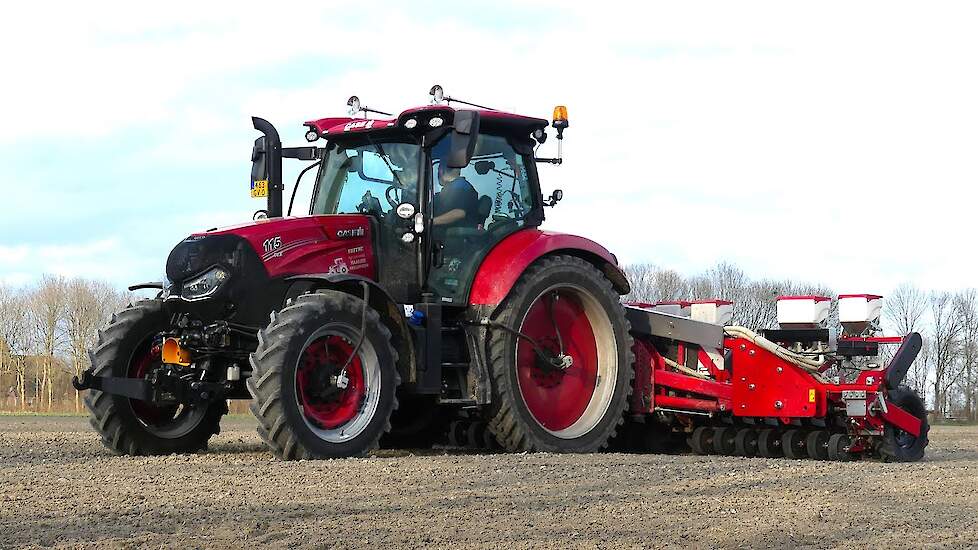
{"left": 432, "top": 162, "right": 480, "bottom": 228}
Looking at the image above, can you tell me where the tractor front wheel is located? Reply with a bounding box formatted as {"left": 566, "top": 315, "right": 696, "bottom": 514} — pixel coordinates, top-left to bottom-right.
{"left": 486, "top": 255, "right": 634, "bottom": 453}
{"left": 247, "top": 290, "right": 399, "bottom": 460}
{"left": 84, "top": 300, "right": 225, "bottom": 455}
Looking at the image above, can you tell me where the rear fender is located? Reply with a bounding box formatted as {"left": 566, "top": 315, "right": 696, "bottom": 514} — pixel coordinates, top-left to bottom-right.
{"left": 468, "top": 229, "right": 629, "bottom": 307}
{"left": 284, "top": 274, "right": 416, "bottom": 383}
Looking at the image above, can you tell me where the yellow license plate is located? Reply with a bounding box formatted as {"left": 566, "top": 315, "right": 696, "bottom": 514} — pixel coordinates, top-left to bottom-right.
{"left": 251, "top": 179, "right": 268, "bottom": 198}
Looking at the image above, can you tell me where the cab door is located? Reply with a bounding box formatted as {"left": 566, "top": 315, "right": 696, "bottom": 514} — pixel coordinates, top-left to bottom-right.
{"left": 427, "top": 133, "right": 539, "bottom": 305}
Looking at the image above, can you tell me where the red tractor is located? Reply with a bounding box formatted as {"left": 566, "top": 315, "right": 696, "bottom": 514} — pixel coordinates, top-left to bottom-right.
{"left": 74, "top": 87, "right": 928, "bottom": 462}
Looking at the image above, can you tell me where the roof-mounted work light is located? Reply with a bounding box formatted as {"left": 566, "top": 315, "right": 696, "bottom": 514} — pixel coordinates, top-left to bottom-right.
{"left": 430, "top": 85, "right": 445, "bottom": 104}
{"left": 346, "top": 95, "right": 392, "bottom": 117}
{"left": 347, "top": 95, "right": 361, "bottom": 116}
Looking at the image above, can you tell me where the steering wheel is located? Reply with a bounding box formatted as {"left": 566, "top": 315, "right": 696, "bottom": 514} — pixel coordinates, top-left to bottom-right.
{"left": 385, "top": 185, "right": 400, "bottom": 208}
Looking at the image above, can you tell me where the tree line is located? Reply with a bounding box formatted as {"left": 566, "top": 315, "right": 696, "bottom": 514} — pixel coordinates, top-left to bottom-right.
{"left": 623, "top": 262, "right": 978, "bottom": 421}
{"left": 1, "top": 264, "right": 975, "bottom": 421}
{"left": 0, "top": 277, "right": 129, "bottom": 412}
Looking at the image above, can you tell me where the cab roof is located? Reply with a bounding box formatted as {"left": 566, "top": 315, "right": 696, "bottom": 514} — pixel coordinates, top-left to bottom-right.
{"left": 303, "top": 104, "right": 548, "bottom": 140}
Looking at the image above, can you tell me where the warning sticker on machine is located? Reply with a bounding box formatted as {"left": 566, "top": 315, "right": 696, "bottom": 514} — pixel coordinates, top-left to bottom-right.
{"left": 809, "top": 388, "right": 816, "bottom": 403}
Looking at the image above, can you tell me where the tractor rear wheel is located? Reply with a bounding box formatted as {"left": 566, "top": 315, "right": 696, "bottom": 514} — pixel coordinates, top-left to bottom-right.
{"left": 247, "top": 290, "right": 399, "bottom": 460}
{"left": 486, "top": 256, "right": 634, "bottom": 453}
{"left": 879, "top": 386, "right": 929, "bottom": 462}
{"left": 84, "top": 300, "right": 224, "bottom": 455}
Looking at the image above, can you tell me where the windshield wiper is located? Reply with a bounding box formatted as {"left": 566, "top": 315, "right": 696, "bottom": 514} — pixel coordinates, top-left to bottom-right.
{"left": 365, "top": 136, "right": 405, "bottom": 191}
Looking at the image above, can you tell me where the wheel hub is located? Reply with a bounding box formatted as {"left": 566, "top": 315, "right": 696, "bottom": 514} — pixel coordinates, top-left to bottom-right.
{"left": 516, "top": 289, "right": 601, "bottom": 432}
{"left": 297, "top": 336, "right": 366, "bottom": 430}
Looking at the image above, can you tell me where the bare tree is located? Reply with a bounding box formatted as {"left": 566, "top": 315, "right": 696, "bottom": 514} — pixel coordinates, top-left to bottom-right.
{"left": 27, "top": 276, "right": 67, "bottom": 411}
{"left": 64, "top": 279, "right": 125, "bottom": 411}
{"left": 954, "top": 290, "right": 978, "bottom": 420}
{"left": 0, "top": 285, "right": 31, "bottom": 410}
{"left": 928, "top": 292, "right": 963, "bottom": 417}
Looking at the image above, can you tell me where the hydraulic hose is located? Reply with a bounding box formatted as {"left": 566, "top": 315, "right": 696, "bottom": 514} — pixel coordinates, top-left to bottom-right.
{"left": 723, "top": 325, "right": 830, "bottom": 382}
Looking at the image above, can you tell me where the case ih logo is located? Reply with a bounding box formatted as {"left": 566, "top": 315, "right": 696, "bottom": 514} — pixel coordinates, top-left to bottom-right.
{"left": 343, "top": 120, "right": 374, "bottom": 132}
{"left": 335, "top": 227, "right": 365, "bottom": 239}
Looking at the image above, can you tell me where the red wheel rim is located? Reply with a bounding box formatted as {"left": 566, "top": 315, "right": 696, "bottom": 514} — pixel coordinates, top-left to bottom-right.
{"left": 127, "top": 343, "right": 178, "bottom": 426}
{"left": 296, "top": 335, "right": 366, "bottom": 429}
{"left": 516, "top": 290, "right": 599, "bottom": 432}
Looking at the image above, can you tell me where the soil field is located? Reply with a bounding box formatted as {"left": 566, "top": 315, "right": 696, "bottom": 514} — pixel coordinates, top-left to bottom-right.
{"left": 1, "top": 416, "right": 976, "bottom": 549}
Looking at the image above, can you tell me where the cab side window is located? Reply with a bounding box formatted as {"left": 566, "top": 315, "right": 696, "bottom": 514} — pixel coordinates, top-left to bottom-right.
{"left": 429, "top": 134, "right": 536, "bottom": 304}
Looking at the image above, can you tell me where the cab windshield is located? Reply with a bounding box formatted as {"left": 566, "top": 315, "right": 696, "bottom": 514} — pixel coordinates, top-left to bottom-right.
{"left": 310, "top": 139, "right": 420, "bottom": 216}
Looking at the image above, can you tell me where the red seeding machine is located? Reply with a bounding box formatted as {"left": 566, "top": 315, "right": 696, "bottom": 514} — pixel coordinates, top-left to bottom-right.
{"left": 73, "top": 86, "right": 928, "bottom": 462}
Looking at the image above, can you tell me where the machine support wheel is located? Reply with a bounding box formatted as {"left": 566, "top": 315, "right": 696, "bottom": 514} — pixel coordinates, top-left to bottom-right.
{"left": 83, "top": 299, "right": 225, "bottom": 456}
{"left": 689, "top": 426, "right": 714, "bottom": 455}
{"left": 247, "top": 290, "right": 400, "bottom": 460}
{"left": 827, "top": 433, "right": 855, "bottom": 461}
{"left": 782, "top": 429, "right": 808, "bottom": 459}
{"left": 733, "top": 428, "right": 758, "bottom": 457}
{"left": 806, "top": 430, "right": 830, "bottom": 460}
{"left": 712, "top": 426, "right": 736, "bottom": 455}
{"left": 879, "top": 386, "right": 929, "bottom": 463}
{"left": 486, "top": 255, "right": 634, "bottom": 453}
{"left": 756, "top": 429, "right": 783, "bottom": 458}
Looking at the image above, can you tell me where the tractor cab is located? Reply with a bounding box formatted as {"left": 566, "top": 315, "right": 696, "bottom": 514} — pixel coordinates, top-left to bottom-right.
{"left": 252, "top": 91, "right": 564, "bottom": 308}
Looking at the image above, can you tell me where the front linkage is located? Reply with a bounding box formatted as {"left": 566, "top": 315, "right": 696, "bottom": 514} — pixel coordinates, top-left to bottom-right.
{"left": 73, "top": 313, "right": 255, "bottom": 408}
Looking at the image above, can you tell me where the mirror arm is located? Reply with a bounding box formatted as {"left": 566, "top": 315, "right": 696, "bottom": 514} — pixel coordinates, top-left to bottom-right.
{"left": 534, "top": 157, "right": 563, "bottom": 165}
{"left": 288, "top": 160, "right": 323, "bottom": 216}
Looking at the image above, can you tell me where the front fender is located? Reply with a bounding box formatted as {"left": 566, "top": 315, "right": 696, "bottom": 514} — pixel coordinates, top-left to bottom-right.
{"left": 467, "top": 229, "right": 629, "bottom": 306}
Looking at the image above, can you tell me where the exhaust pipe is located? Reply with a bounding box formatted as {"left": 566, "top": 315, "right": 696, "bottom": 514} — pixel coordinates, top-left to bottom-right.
{"left": 252, "top": 117, "right": 283, "bottom": 218}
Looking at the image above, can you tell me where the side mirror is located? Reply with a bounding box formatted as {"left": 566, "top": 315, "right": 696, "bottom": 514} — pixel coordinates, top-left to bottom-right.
{"left": 546, "top": 189, "right": 563, "bottom": 207}
{"left": 251, "top": 136, "right": 268, "bottom": 192}
{"left": 447, "top": 110, "right": 481, "bottom": 169}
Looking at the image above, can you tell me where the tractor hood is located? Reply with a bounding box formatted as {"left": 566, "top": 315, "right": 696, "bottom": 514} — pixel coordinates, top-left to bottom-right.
{"left": 172, "top": 214, "right": 376, "bottom": 281}
{"left": 163, "top": 215, "right": 376, "bottom": 325}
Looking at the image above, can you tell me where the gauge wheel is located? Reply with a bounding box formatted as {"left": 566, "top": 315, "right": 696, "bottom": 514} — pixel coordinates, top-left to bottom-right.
{"left": 734, "top": 428, "right": 759, "bottom": 457}
{"left": 689, "top": 426, "right": 714, "bottom": 455}
{"left": 827, "top": 433, "right": 856, "bottom": 461}
{"left": 806, "top": 430, "right": 830, "bottom": 460}
{"left": 879, "top": 386, "right": 929, "bottom": 462}
{"left": 781, "top": 429, "right": 808, "bottom": 459}
{"left": 756, "top": 428, "right": 783, "bottom": 458}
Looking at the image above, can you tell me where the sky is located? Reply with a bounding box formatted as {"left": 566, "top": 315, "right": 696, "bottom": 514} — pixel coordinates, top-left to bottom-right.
{"left": 3, "top": 1, "right": 978, "bottom": 297}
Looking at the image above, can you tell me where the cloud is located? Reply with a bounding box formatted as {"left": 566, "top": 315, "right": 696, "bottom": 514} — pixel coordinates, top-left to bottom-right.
{"left": 4, "top": 1, "right": 978, "bottom": 297}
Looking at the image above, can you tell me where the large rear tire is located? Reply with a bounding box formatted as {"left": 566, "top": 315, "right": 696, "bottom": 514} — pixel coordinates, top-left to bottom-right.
{"left": 486, "top": 255, "right": 634, "bottom": 453}
{"left": 83, "top": 300, "right": 225, "bottom": 455}
{"left": 248, "top": 290, "right": 399, "bottom": 460}
{"left": 879, "top": 385, "right": 929, "bottom": 462}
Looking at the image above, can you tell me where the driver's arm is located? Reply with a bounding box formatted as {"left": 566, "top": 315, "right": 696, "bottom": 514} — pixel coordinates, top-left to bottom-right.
{"left": 433, "top": 209, "right": 465, "bottom": 226}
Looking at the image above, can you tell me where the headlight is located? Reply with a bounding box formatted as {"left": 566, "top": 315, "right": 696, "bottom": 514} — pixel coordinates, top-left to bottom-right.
{"left": 181, "top": 267, "right": 228, "bottom": 301}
